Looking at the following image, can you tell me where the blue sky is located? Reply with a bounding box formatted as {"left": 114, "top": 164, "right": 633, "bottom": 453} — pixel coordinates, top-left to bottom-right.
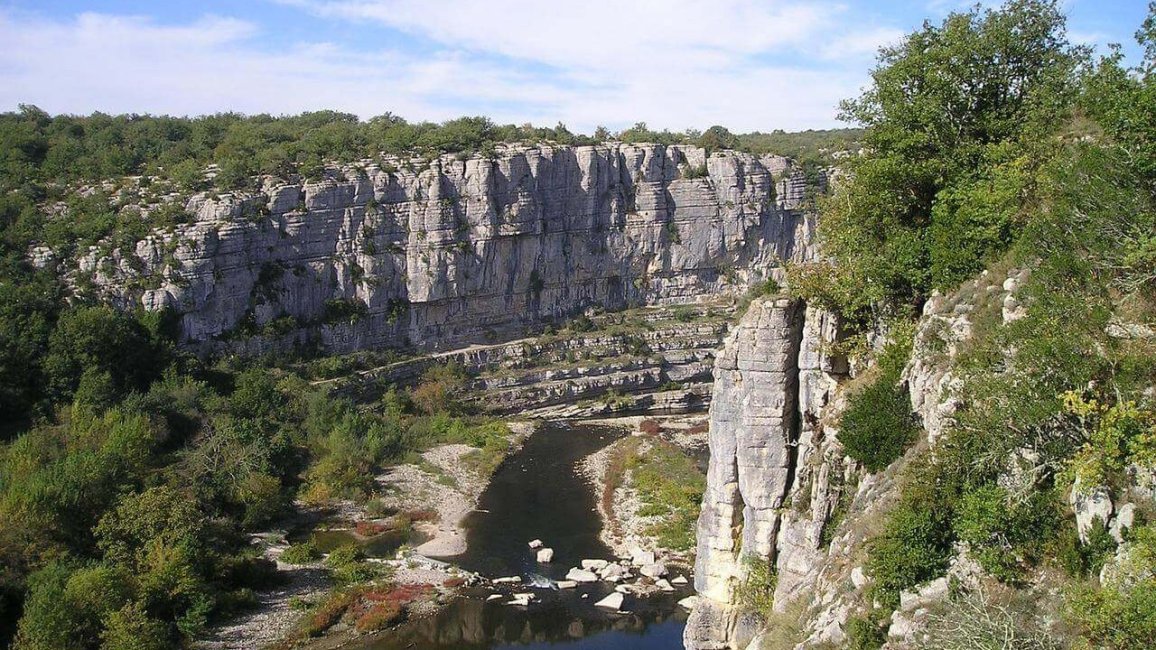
{"left": 0, "top": 0, "right": 1150, "bottom": 132}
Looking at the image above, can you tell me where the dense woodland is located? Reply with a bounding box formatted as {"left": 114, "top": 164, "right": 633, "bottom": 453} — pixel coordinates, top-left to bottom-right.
{"left": 0, "top": 0, "right": 1153, "bottom": 648}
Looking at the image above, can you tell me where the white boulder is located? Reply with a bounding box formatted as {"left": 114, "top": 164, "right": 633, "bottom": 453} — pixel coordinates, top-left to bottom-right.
{"left": 566, "top": 568, "right": 599, "bottom": 583}
{"left": 594, "top": 592, "right": 625, "bottom": 611}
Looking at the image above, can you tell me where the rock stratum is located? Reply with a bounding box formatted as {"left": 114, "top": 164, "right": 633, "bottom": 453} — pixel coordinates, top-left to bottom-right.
{"left": 75, "top": 144, "right": 818, "bottom": 354}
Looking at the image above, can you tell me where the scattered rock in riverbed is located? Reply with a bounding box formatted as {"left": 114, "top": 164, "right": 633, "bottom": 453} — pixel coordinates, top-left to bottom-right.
{"left": 640, "top": 562, "right": 667, "bottom": 578}
{"left": 672, "top": 575, "right": 689, "bottom": 585}
{"left": 656, "top": 579, "right": 675, "bottom": 592}
{"left": 678, "top": 595, "right": 699, "bottom": 610}
{"left": 528, "top": 539, "right": 543, "bottom": 549}
{"left": 599, "top": 563, "right": 627, "bottom": 582}
{"left": 594, "top": 592, "right": 625, "bottom": 611}
{"left": 556, "top": 580, "right": 578, "bottom": 589}
{"left": 509, "top": 593, "right": 535, "bottom": 607}
{"left": 582, "top": 559, "right": 609, "bottom": 570}
{"left": 493, "top": 576, "right": 522, "bottom": 584}
{"left": 536, "top": 547, "right": 554, "bottom": 563}
{"left": 566, "top": 568, "right": 599, "bottom": 583}
{"left": 630, "top": 547, "right": 656, "bottom": 566}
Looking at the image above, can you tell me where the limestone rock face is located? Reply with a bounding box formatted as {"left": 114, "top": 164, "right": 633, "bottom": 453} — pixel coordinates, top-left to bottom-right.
{"left": 78, "top": 144, "right": 814, "bottom": 355}
{"left": 685, "top": 269, "right": 1029, "bottom": 650}
{"left": 685, "top": 296, "right": 851, "bottom": 649}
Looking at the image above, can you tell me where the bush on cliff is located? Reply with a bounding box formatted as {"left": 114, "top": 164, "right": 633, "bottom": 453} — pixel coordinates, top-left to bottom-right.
{"left": 838, "top": 328, "right": 918, "bottom": 473}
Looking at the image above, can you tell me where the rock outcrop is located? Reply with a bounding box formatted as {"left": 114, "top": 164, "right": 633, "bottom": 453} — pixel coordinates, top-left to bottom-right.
{"left": 685, "top": 296, "right": 851, "bottom": 649}
{"left": 685, "top": 269, "right": 1038, "bottom": 649}
{"left": 74, "top": 144, "right": 815, "bottom": 355}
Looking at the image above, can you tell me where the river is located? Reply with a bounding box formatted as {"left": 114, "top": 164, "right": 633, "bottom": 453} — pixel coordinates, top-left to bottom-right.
{"left": 352, "top": 420, "right": 690, "bottom": 649}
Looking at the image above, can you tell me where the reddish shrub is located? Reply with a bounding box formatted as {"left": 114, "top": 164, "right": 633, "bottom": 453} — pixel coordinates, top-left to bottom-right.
{"left": 404, "top": 508, "right": 440, "bottom": 523}
{"left": 306, "top": 591, "right": 354, "bottom": 636}
{"left": 443, "top": 576, "right": 467, "bottom": 588}
{"left": 639, "top": 419, "right": 662, "bottom": 435}
{"left": 354, "top": 601, "right": 404, "bottom": 631}
{"left": 687, "top": 423, "right": 709, "bottom": 435}
{"left": 355, "top": 520, "right": 389, "bottom": 536}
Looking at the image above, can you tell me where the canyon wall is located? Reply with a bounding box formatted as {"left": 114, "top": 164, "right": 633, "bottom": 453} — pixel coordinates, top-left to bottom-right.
{"left": 685, "top": 271, "right": 1034, "bottom": 649}
{"left": 76, "top": 144, "right": 816, "bottom": 354}
{"left": 684, "top": 296, "right": 852, "bottom": 649}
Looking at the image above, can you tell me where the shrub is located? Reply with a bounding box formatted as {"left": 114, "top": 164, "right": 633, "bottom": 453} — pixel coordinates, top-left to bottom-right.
{"left": 100, "top": 602, "right": 171, "bottom": 650}
{"left": 953, "top": 485, "right": 1061, "bottom": 583}
{"left": 281, "top": 540, "right": 322, "bottom": 565}
{"left": 868, "top": 502, "right": 953, "bottom": 608}
{"left": 325, "top": 544, "right": 380, "bottom": 584}
{"left": 354, "top": 601, "right": 403, "bottom": 632}
{"left": 733, "top": 555, "right": 776, "bottom": 616}
{"left": 845, "top": 614, "right": 888, "bottom": 650}
{"left": 304, "top": 590, "right": 355, "bottom": 637}
{"left": 838, "top": 377, "right": 919, "bottom": 472}
{"left": 1066, "top": 578, "right": 1156, "bottom": 649}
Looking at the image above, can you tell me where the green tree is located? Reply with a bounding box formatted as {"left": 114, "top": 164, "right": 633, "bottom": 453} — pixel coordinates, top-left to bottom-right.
{"left": 697, "top": 125, "right": 739, "bottom": 153}
{"left": 802, "top": 0, "right": 1083, "bottom": 320}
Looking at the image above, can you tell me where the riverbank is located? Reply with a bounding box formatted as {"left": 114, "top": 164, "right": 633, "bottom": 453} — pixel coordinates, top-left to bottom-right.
{"left": 582, "top": 415, "right": 709, "bottom": 561}
{"left": 195, "top": 421, "right": 534, "bottom": 650}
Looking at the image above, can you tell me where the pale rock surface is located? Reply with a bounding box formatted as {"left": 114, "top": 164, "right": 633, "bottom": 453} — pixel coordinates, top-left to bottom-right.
{"left": 594, "top": 592, "right": 625, "bottom": 611}
{"left": 565, "top": 568, "right": 598, "bottom": 583}
{"left": 79, "top": 145, "right": 816, "bottom": 357}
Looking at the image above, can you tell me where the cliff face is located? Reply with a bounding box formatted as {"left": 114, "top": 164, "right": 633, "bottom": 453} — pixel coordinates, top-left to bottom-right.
{"left": 685, "top": 271, "right": 1025, "bottom": 649}
{"left": 77, "top": 144, "right": 813, "bottom": 354}
{"left": 685, "top": 297, "right": 851, "bottom": 649}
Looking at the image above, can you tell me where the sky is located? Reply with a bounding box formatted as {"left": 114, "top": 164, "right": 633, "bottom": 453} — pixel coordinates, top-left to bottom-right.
{"left": 0, "top": 0, "right": 1150, "bottom": 133}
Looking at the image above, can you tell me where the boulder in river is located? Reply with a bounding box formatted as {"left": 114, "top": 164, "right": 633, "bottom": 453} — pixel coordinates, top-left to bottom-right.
{"left": 566, "top": 568, "right": 599, "bottom": 583}
{"left": 581, "top": 559, "right": 609, "bottom": 570}
{"left": 594, "top": 592, "right": 625, "bottom": 611}
{"left": 528, "top": 539, "right": 543, "bottom": 549}
{"left": 536, "top": 548, "right": 554, "bottom": 563}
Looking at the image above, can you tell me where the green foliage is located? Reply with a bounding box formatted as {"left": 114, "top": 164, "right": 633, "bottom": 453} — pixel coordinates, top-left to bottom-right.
{"left": 838, "top": 331, "right": 919, "bottom": 472}
{"left": 324, "top": 544, "right": 381, "bottom": 584}
{"left": 1066, "top": 577, "right": 1156, "bottom": 649}
{"left": 797, "top": 0, "right": 1084, "bottom": 322}
{"left": 100, "top": 602, "right": 170, "bottom": 650}
{"left": 697, "top": 125, "right": 740, "bottom": 153}
{"left": 280, "top": 541, "right": 322, "bottom": 566}
{"left": 733, "top": 555, "right": 777, "bottom": 616}
{"left": 42, "top": 305, "right": 163, "bottom": 404}
{"left": 320, "top": 298, "right": 368, "bottom": 325}
{"left": 625, "top": 439, "right": 705, "bottom": 552}
{"left": 735, "top": 128, "right": 864, "bottom": 164}
{"left": 953, "top": 485, "right": 1061, "bottom": 582}
{"left": 845, "top": 614, "right": 888, "bottom": 650}
{"left": 867, "top": 498, "right": 954, "bottom": 608}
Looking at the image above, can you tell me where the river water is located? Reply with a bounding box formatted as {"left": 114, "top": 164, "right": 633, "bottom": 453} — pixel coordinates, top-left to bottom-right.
{"left": 354, "top": 420, "right": 690, "bottom": 649}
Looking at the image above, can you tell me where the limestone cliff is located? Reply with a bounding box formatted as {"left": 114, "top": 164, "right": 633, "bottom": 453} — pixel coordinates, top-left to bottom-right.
{"left": 684, "top": 271, "right": 1035, "bottom": 649}
{"left": 685, "top": 296, "right": 852, "bottom": 649}
{"left": 72, "top": 144, "right": 814, "bottom": 354}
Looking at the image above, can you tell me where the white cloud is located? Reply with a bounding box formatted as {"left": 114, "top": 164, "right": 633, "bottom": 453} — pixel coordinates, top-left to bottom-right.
{"left": 0, "top": 5, "right": 886, "bottom": 132}
{"left": 819, "top": 26, "right": 906, "bottom": 60}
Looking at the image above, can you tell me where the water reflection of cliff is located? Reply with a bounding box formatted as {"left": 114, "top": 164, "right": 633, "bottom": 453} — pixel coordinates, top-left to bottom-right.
{"left": 358, "top": 593, "right": 688, "bottom": 650}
